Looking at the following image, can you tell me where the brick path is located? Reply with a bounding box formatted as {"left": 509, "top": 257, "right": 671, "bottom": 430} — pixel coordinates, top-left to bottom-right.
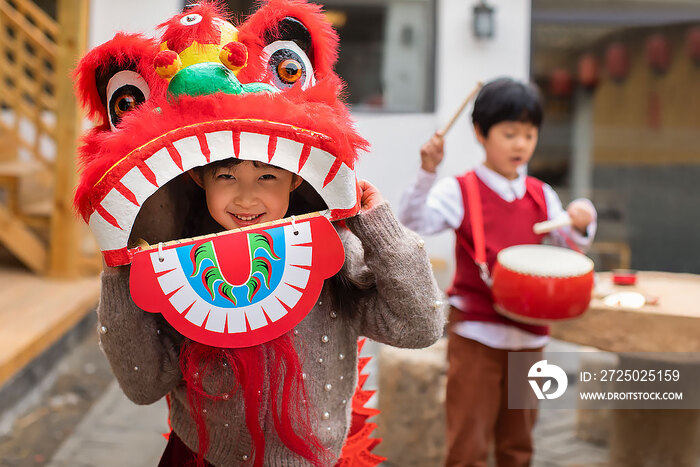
{"left": 41, "top": 339, "right": 611, "bottom": 467}
{"left": 46, "top": 383, "right": 168, "bottom": 467}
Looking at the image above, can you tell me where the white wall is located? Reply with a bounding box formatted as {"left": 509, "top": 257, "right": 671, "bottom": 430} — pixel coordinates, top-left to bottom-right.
{"left": 88, "top": 0, "right": 182, "bottom": 47}
{"left": 354, "top": 0, "right": 531, "bottom": 287}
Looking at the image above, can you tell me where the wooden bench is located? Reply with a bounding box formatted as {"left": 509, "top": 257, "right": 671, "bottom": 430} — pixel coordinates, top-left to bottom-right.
{"left": 0, "top": 266, "right": 100, "bottom": 387}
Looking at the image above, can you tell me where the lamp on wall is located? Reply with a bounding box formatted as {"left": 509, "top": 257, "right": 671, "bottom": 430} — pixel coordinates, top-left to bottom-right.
{"left": 473, "top": 1, "right": 495, "bottom": 40}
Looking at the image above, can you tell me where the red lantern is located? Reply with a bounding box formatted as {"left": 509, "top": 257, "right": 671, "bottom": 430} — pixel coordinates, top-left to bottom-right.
{"left": 549, "top": 68, "right": 573, "bottom": 98}
{"left": 605, "top": 42, "right": 629, "bottom": 82}
{"left": 577, "top": 53, "right": 599, "bottom": 89}
{"left": 645, "top": 34, "right": 672, "bottom": 74}
{"left": 686, "top": 27, "right": 700, "bottom": 65}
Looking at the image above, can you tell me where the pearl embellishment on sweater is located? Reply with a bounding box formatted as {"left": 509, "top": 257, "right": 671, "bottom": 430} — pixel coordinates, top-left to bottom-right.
{"left": 294, "top": 329, "right": 299, "bottom": 335}
{"left": 242, "top": 454, "right": 249, "bottom": 460}
{"left": 133, "top": 366, "right": 139, "bottom": 371}
{"left": 433, "top": 300, "right": 443, "bottom": 309}
{"left": 318, "top": 358, "right": 324, "bottom": 363}
{"left": 338, "top": 353, "right": 345, "bottom": 360}
{"left": 342, "top": 399, "right": 347, "bottom": 404}
{"left": 322, "top": 411, "right": 330, "bottom": 420}
{"left": 324, "top": 383, "right": 332, "bottom": 392}
{"left": 418, "top": 239, "right": 425, "bottom": 248}
{"left": 302, "top": 373, "right": 307, "bottom": 380}
{"left": 156, "top": 329, "right": 161, "bottom": 335}
{"left": 321, "top": 335, "right": 329, "bottom": 343}
{"left": 330, "top": 311, "right": 337, "bottom": 319}
{"left": 224, "top": 423, "right": 229, "bottom": 427}
{"left": 339, "top": 375, "right": 344, "bottom": 381}
{"left": 99, "top": 326, "right": 107, "bottom": 334}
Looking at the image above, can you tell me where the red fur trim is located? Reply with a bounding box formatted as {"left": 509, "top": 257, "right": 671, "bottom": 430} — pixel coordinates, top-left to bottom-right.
{"left": 237, "top": 0, "right": 339, "bottom": 83}
{"left": 72, "top": 33, "right": 165, "bottom": 126}
{"left": 74, "top": 81, "right": 368, "bottom": 220}
{"left": 157, "top": 1, "right": 230, "bottom": 54}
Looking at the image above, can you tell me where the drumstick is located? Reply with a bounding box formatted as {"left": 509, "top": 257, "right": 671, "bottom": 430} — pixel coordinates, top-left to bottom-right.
{"left": 135, "top": 211, "right": 323, "bottom": 251}
{"left": 533, "top": 216, "right": 572, "bottom": 235}
{"left": 440, "top": 82, "right": 483, "bottom": 136}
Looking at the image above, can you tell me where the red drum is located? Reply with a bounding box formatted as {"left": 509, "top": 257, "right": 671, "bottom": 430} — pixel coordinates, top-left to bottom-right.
{"left": 491, "top": 244, "right": 594, "bottom": 324}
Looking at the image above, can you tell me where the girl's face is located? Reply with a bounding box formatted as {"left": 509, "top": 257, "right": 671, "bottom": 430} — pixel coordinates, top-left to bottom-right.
{"left": 476, "top": 121, "right": 539, "bottom": 180}
{"left": 192, "top": 160, "right": 303, "bottom": 230}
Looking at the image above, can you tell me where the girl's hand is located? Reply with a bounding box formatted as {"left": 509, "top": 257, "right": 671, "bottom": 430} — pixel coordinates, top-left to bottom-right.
{"left": 420, "top": 131, "right": 445, "bottom": 173}
{"left": 358, "top": 179, "right": 384, "bottom": 212}
{"left": 567, "top": 200, "right": 594, "bottom": 235}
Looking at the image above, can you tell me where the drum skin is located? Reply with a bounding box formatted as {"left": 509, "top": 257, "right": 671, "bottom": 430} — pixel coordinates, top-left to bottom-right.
{"left": 491, "top": 252, "right": 594, "bottom": 324}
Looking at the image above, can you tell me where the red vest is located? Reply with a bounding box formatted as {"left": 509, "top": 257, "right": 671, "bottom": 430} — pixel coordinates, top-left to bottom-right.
{"left": 448, "top": 171, "right": 550, "bottom": 335}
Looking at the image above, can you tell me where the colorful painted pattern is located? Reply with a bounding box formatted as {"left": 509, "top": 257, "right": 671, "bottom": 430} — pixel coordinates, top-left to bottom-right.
{"left": 183, "top": 229, "right": 284, "bottom": 308}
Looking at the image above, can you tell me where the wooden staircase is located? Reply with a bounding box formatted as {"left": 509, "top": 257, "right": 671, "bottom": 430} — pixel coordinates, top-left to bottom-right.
{"left": 0, "top": 0, "right": 94, "bottom": 277}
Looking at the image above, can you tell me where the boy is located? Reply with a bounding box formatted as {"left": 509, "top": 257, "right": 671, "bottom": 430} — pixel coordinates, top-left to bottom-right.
{"left": 398, "top": 78, "right": 596, "bottom": 466}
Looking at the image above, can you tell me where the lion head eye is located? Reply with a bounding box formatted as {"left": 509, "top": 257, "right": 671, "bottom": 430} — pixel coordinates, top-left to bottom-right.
{"left": 262, "top": 41, "right": 314, "bottom": 90}
{"left": 106, "top": 70, "right": 150, "bottom": 130}
{"left": 180, "top": 13, "right": 202, "bottom": 26}
{"left": 277, "top": 58, "right": 303, "bottom": 84}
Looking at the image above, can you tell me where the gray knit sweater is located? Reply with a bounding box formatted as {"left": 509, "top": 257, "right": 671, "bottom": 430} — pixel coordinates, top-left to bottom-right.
{"left": 96, "top": 202, "right": 445, "bottom": 466}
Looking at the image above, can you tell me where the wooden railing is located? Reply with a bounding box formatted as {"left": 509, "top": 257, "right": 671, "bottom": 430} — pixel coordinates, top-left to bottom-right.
{"left": 0, "top": 0, "right": 58, "bottom": 166}
{"left": 0, "top": 0, "right": 90, "bottom": 276}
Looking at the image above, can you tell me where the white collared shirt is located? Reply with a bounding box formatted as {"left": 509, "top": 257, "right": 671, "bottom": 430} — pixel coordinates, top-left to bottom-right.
{"left": 398, "top": 164, "right": 597, "bottom": 350}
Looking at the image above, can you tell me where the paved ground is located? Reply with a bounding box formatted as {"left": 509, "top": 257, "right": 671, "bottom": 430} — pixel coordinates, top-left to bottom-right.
{"left": 0, "top": 333, "right": 611, "bottom": 467}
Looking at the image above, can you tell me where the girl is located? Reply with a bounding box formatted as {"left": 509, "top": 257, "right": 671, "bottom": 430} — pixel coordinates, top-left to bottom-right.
{"left": 97, "top": 158, "right": 445, "bottom": 466}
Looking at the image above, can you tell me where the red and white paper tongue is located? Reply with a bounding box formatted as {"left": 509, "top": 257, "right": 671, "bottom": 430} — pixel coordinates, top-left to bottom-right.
{"left": 129, "top": 212, "right": 344, "bottom": 347}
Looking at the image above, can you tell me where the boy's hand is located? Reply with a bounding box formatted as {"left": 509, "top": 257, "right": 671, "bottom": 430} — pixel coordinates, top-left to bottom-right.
{"left": 420, "top": 131, "right": 445, "bottom": 173}
{"left": 567, "top": 200, "right": 595, "bottom": 235}
{"left": 358, "top": 179, "right": 384, "bottom": 212}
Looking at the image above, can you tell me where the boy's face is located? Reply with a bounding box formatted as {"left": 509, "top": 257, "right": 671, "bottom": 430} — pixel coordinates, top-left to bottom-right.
{"left": 193, "top": 161, "right": 303, "bottom": 230}
{"left": 476, "top": 121, "right": 539, "bottom": 180}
